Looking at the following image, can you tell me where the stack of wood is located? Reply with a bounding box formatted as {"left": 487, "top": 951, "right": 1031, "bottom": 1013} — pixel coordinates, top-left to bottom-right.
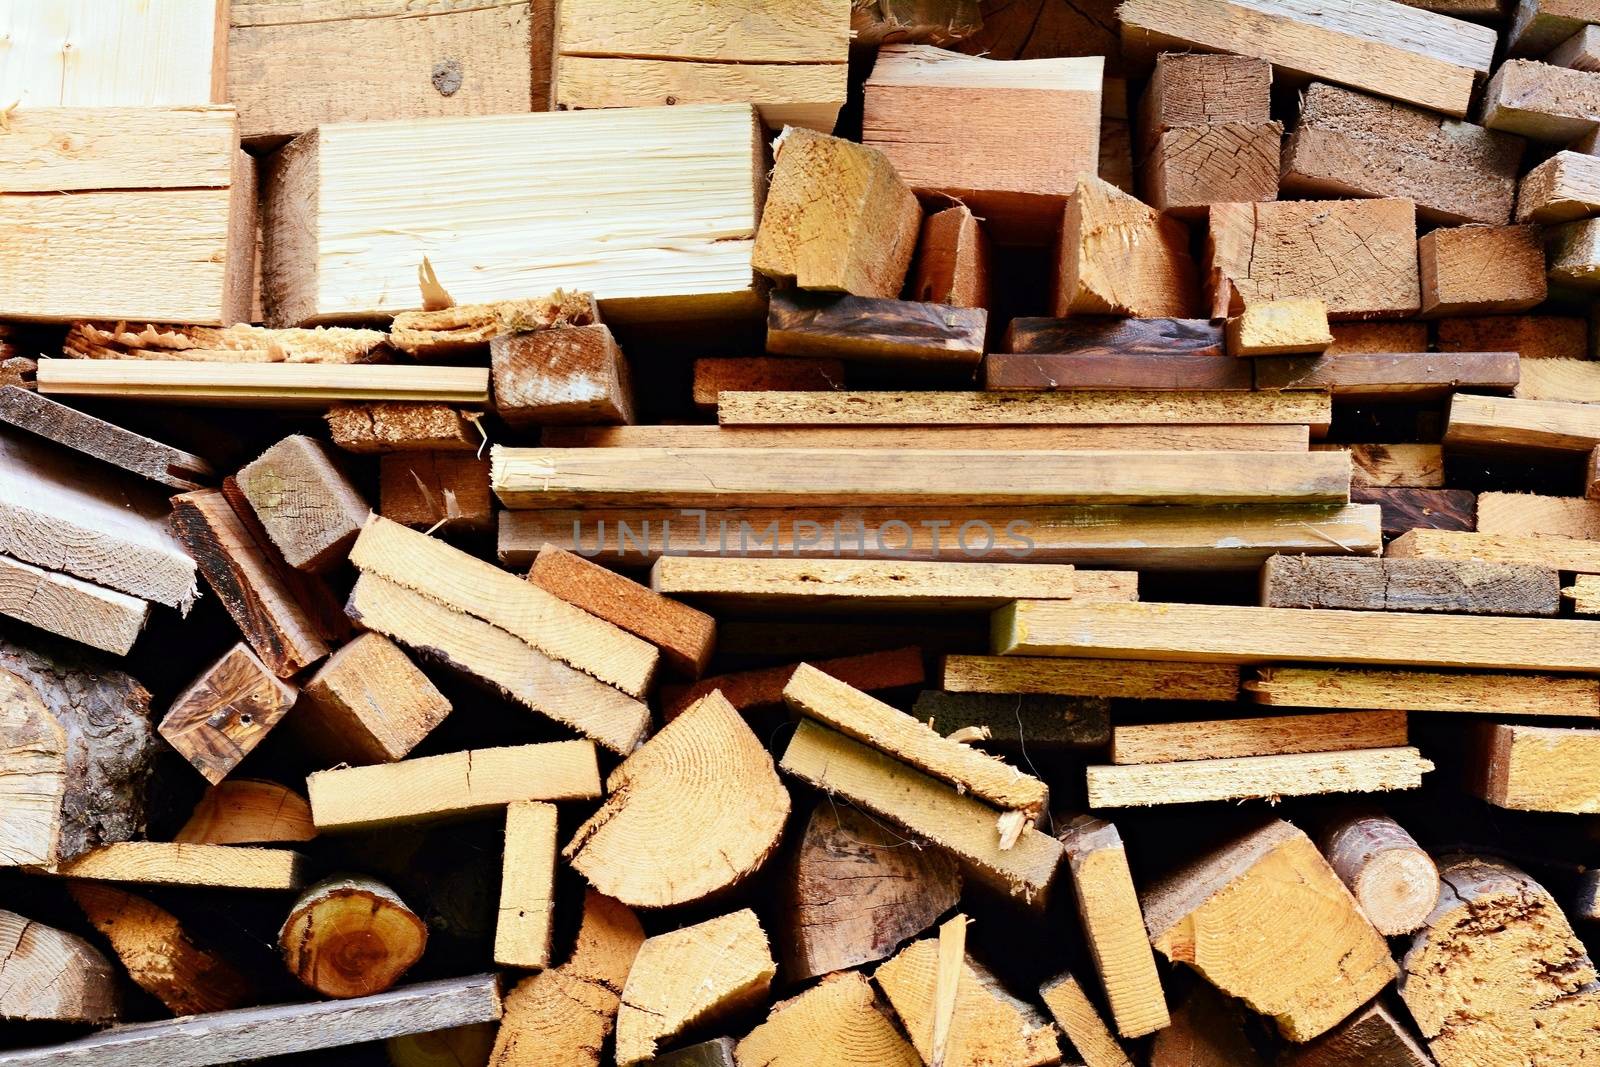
{"left": 10, "top": 1, "right": 1600, "bottom": 1065}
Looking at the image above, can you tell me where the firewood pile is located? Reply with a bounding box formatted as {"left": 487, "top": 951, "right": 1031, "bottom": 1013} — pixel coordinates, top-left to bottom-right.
{"left": 7, "top": 0, "right": 1600, "bottom": 1064}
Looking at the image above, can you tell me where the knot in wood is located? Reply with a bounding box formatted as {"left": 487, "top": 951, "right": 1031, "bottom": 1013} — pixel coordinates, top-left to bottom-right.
{"left": 432, "top": 58, "right": 463, "bottom": 97}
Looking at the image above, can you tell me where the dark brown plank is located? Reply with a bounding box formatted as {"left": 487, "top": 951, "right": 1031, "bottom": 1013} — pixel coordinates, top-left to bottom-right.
{"left": 986, "top": 351, "right": 1251, "bottom": 391}
{"left": 911, "top": 689, "right": 1111, "bottom": 749}
{"left": 646, "top": 1038, "right": 738, "bottom": 1067}
{"left": 0, "top": 385, "right": 212, "bottom": 491}
{"left": 766, "top": 289, "right": 987, "bottom": 365}
{"left": 1005, "top": 316, "right": 1223, "bottom": 356}
{"left": 1350, "top": 487, "right": 1477, "bottom": 537}
{"left": 1253, "top": 351, "right": 1519, "bottom": 398}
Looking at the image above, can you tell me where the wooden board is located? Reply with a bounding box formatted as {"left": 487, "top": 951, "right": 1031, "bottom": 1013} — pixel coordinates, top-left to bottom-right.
{"left": 1005, "top": 316, "right": 1223, "bottom": 356}
{"left": 307, "top": 742, "right": 600, "bottom": 832}
{"left": 0, "top": 554, "right": 149, "bottom": 656}
{"left": 1387, "top": 528, "right": 1600, "bottom": 570}
{"left": 0, "top": 386, "right": 211, "bottom": 491}
{"left": 1421, "top": 225, "right": 1547, "bottom": 314}
{"left": 1516, "top": 150, "right": 1600, "bottom": 222}
{"left": 1253, "top": 350, "right": 1518, "bottom": 398}
{"left": 0, "top": 974, "right": 501, "bottom": 1067}
{"left": 295, "top": 633, "right": 451, "bottom": 765}
{"left": 491, "top": 324, "right": 634, "bottom": 428}
{"left": 910, "top": 204, "right": 991, "bottom": 308}
{"left": 47, "top": 843, "right": 308, "bottom": 890}
{"left": 765, "top": 290, "right": 986, "bottom": 365}
{"left": 540, "top": 423, "right": 1309, "bottom": 451}
{"left": 1480, "top": 58, "right": 1600, "bottom": 141}
{"left": 659, "top": 646, "right": 925, "bottom": 720}
{"left": 691, "top": 357, "right": 843, "bottom": 413}
{"left": 1470, "top": 722, "right": 1600, "bottom": 813}
{"left": 491, "top": 447, "right": 1350, "bottom": 509}
{"left": 501, "top": 502, "right": 1380, "bottom": 570}
{"left": 1039, "top": 973, "right": 1133, "bottom": 1067}
{"left": 1350, "top": 487, "right": 1476, "bottom": 538}
{"left": 1282, "top": 82, "right": 1523, "bottom": 226}
{"left": 1312, "top": 443, "right": 1444, "bottom": 487}
{"left": 1478, "top": 491, "right": 1600, "bottom": 539}
{"left": 37, "top": 361, "right": 489, "bottom": 409}
{"left": 1513, "top": 358, "right": 1600, "bottom": 402}
{"left": 1115, "top": 709, "right": 1406, "bottom": 766}
{"left": 1119, "top": 0, "right": 1496, "bottom": 118}
{"left": 1438, "top": 314, "right": 1589, "bottom": 359}
{"left": 995, "top": 600, "right": 1600, "bottom": 672}
{"left": 717, "top": 390, "right": 1331, "bottom": 428}
{"left": 1248, "top": 665, "right": 1600, "bottom": 716}
{"left": 264, "top": 104, "right": 764, "bottom": 326}
{"left": 985, "top": 351, "right": 1253, "bottom": 392}
{"left": 495, "top": 801, "right": 557, "bottom": 969}
{"left": 942, "top": 654, "right": 1240, "bottom": 701}
{"left": 1446, "top": 393, "right": 1600, "bottom": 452}
{"left": 1089, "top": 748, "right": 1433, "bottom": 806}
{"left": 1261, "top": 555, "right": 1560, "bottom": 615}
{"left": 378, "top": 452, "right": 493, "bottom": 535}
{"left": 555, "top": 0, "right": 848, "bottom": 131}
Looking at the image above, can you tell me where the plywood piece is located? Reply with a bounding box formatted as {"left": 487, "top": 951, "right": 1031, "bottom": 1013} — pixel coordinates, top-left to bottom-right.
{"left": 379, "top": 452, "right": 492, "bottom": 535}
{"left": 942, "top": 654, "right": 1240, "bottom": 700}
{"left": 735, "top": 971, "right": 921, "bottom": 1067}
{"left": 1481, "top": 58, "right": 1600, "bottom": 141}
{"left": 49, "top": 842, "right": 308, "bottom": 890}
{"left": 863, "top": 45, "right": 1102, "bottom": 238}
{"left": 1055, "top": 177, "right": 1199, "bottom": 318}
{"left": 1249, "top": 665, "right": 1600, "bottom": 716}
{"left": 1038, "top": 973, "right": 1132, "bottom": 1067}
{"left": 496, "top": 801, "right": 557, "bottom": 970}
{"left": 176, "top": 779, "right": 317, "bottom": 845}
{"left": 1226, "top": 298, "right": 1333, "bottom": 356}
{"left": 765, "top": 290, "right": 986, "bottom": 364}
{"left": 1113, "top": 709, "right": 1408, "bottom": 765}
{"left": 491, "top": 324, "right": 633, "bottom": 428}
{"left": 325, "top": 402, "right": 479, "bottom": 454}
{"left": 1471, "top": 721, "right": 1600, "bottom": 812}
{"left": 37, "top": 361, "right": 489, "bottom": 409}
{"left": 752, "top": 126, "right": 920, "bottom": 298}
{"left": 0, "top": 554, "right": 148, "bottom": 656}
{"left": 1206, "top": 199, "right": 1422, "bottom": 319}
{"left": 1282, "top": 82, "right": 1523, "bottom": 226}
{"left": 1261, "top": 554, "right": 1560, "bottom": 615}
{"left": 159, "top": 644, "right": 295, "bottom": 784}
{"left": 909, "top": 205, "right": 991, "bottom": 308}
{"left": 1142, "top": 819, "right": 1397, "bottom": 1042}
{"left": 296, "top": 632, "right": 451, "bottom": 765}
{"left": 537, "top": 423, "right": 1308, "bottom": 451}
{"left": 230, "top": 0, "right": 536, "bottom": 145}
{"left": 0, "top": 386, "right": 211, "bottom": 491}
{"left": 0, "top": 909, "right": 118, "bottom": 1024}
{"left": 263, "top": 105, "right": 764, "bottom": 326}
{"left": 691, "top": 357, "right": 844, "bottom": 413}
{"left": 1421, "top": 224, "right": 1546, "bottom": 313}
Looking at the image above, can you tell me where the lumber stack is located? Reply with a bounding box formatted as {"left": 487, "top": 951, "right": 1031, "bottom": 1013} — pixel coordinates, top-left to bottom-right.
{"left": 11, "top": 2, "right": 1600, "bottom": 1066}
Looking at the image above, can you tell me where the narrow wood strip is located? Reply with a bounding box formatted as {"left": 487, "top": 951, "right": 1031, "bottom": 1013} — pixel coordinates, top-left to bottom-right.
{"left": 46, "top": 843, "right": 309, "bottom": 891}
{"left": 1253, "top": 351, "right": 1519, "bottom": 398}
{"left": 985, "top": 352, "right": 1251, "bottom": 391}
{"left": 1387, "top": 529, "right": 1600, "bottom": 571}
{"left": 1086, "top": 748, "right": 1434, "bottom": 808}
{"left": 1247, "top": 666, "right": 1600, "bottom": 717}
{"left": 718, "top": 390, "right": 1331, "bottom": 428}
{"left": 942, "top": 654, "right": 1240, "bottom": 701}
{"left": 539, "top": 423, "right": 1312, "bottom": 451}
{"left": 36, "top": 361, "right": 490, "bottom": 408}
{"left": 0, "top": 385, "right": 212, "bottom": 489}
{"left": 1446, "top": 393, "right": 1600, "bottom": 452}
{"left": 1005, "top": 316, "right": 1222, "bottom": 356}
{"left": 1112, "top": 710, "right": 1408, "bottom": 765}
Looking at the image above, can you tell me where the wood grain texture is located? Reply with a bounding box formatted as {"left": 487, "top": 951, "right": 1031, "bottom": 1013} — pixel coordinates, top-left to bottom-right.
{"left": 942, "top": 654, "right": 1241, "bottom": 700}
{"left": 537, "top": 423, "right": 1310, "bottom": 451}
{"left": 0, "top": 909, "right": 118, "bottom": 1024}
{"left": 48, "top": 842, "right": 309, "bottom": 890}
{"left": 175, "top": 779, "right": 316, "bottom": 845}
{"left": 1421, "top": 225, "right": 1546, "bottom": 313}
{"left": 996, "top": 600, "right": 1600, "bottom": 672}
{"left": 1261, "top": 555, "right": 1559, "bottom": 615}
{"left": 735, "top": 971, "right": 920, "bottom": 1067}
{"left": 38, "top": 361, "right": 489, "bottom": 409}
{"left": 1112, "top": 709, "right": 1408, "bottom": 765}
{"left": 295, "top": 632, "right": 451, "bottom": 765}
{"left": 1147, "top": 982, "right": 1265, "bottom": 1067}
{"left": 1142, "top": 123, "right": 1282, "bottom": 218}
{"left": 1005, "top": 316, "right": 1222, "bottom": 356}
{"left": 1088, "top": 747, "right": 1432, "bottom": 807}
{"left": 1226, "top": 298, "right": 1333, "bottom": 357}
{"left": 378, "top": 452, "right": 492, "bottom": 535}
{"left": 1388, "top": 527, "right": 1600, "bottom": 570}
{"left": 1039, "top": 973, "right": 1132, "bottom": 1067}
{"left": 691, "top": 357, "right": 844, "bottom": 413}
{"left": 659, "top": 646, "right": 925, "bottom": 719}
{"left": 986, "top": 351, "right": 1253, "bottom": 391}
{"left": 1056, "top": 177, "right": 1199, "bottom": 318}
{"left": 1471, "top": 722, "right": 1600, "bottom": 813}
{"left": 1437, "top": 314, "right": 1588, "bottom": 359}
{"left": 491, "top": 325, "right": 633, "bottom": 427}
{"left": 1349, "top": 487, "right": 1476, "bottom": 537}
{"left": 1478, "top": 491, "right": 1600, "bottom": 539}
{"left": 1447, "top": 392, "right": 1600, "bottom": 451}
{"left": 1318, "top": 810, "right": 1438, "bottom": 937}
{"left": 911, "top": 690, "right": 1112, "bottom": 749}
{"left": 1255, "top": 349, "right": 1520, "bottom": 397}
{"left": 716, "top": 389, "right": 1330, "bottom": 427}
{"left": 1517, "top": 150, "right": 1600, "bottom": 222}
{"left": 0, "top": 555, "right": 148, "bottom": 656}
{"left": 765, "top": 290, "right": 986, "bottom": 365}
{"left": 1279, "top": 1000, "right": 1436, "bottom": 1067}
{"left": 1328, "top": 321, "right": 1430, "bottom": 354}
{"left": 0, "top": 105, "right": 234, "bottom": 192}
{"left": 910, "top": 205, "right": 991, "bottom": 308}
{"left": 159, "top": 644, "right": 296, "bottom": 785}
{"left": 1249, "top": 665, "right": 1600, "bottom": 716}
{"left": 1513, "top": 358, "right": 1600, "bottom": 403}
{"left": 236, "top": 435, "right": 368, "bottom": 573}
{"left": 496, "top": 801, "right": 557, "bottom": 969}
{"left": 1314, "top": 443, "right": 1443, "bottom": 487}
{"left": 280, "top": 876, "right": 426, "bottom": 999}
{"left": 1546, "top": 218, "right": 1600, "bottom": 289}
{"left": 325, "top": 402, "right": 479, "bottom": 454}
{"left": 1481, "top": 58, "right": 1600, "bottom": 142}
{"left": 0, "top": 386, "right": 211, "bottom": 490}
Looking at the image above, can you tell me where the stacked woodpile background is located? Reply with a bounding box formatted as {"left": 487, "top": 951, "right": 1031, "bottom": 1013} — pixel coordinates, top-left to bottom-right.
{"left": 9, "top": 0, "right": 1600, "bottom": 1064}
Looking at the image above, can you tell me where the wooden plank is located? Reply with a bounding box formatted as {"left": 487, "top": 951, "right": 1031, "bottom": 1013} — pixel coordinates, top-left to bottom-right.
{"left": 1438, "top": 314, "right": 1588, "bottom": 358}
{"left": 350, "top": 516, "right": 659, "bottom": 698}
{"left": 159, "top": 644, "right": 296, "bottom": 784}
{"left": 651, "top": 557, "right": 1099, "bottom": 612}
{"left": 1312, "top": 443, "right": 1444, "bottom": 487}
{"left": 1567, "top": 573, "right": 1600, "bottom": 614}
{"left": 1516, "top": 150, "right": 1600, "bottom": 222}
{"left": 1113, "top": 710, "right": 1408, "bottom": 765}
{"left": 1387, "top": 528, "right": 1600, "bottom": 570}
{"left": 264, "top": 104, "right": 763, "bottom": 326}
{"left": 751, "top": 127, "right": 919, "bottom": 299}
{"left": 378, "top": 452, "right": 492, "bottom": 535}
{"left": 778, "top": 721, "right": 1063, "bottom": 905}
{"left": 1446, "top": 392, "right": 1600, "bottom": 451}
{"left": 307, "top": 742, "right": 599, "bottom": 832}
{"left": 61, "top": 321, "right": 389, "bottom": 364}
{"left": 1226, "top": 298, "right": 1333, "bottom": 357}
{"left": 1545, "top": 217, "right": 1600, "bottom": 289}
{"left": 0, "top": 386, "right": 211, "bottom": 490}
{"left": 1248, "top": 665, "right": 1600, "bottom": 716}
{"left": 691, "top": 357, "right": 843, "bottom": 414}
{"left": 490, "top": 323, "right": 632, "bottom": 427}
{"left": 765, "top": 290, "right": 986, "bottom": 365}
{"left": 0, "top": 555, "right": 149, "bottom": 656}
{"left": 996, "top": 600, "right": 1600, "bottom": 672}
{"left": 37, "top": 361, "right": 489, "bottom": 409}
{"left": 1328, "top": 321, "right": 1430, "bottom": 354}
{"left": 1056, "top": 177, "right": 1199, "bottom": 318}
{"left": 1481, "top": 58, "right": 1600, "bottom": 141}
{"left": 1550, "top": 24, "right": 1600, "bottom": 71}
{"left": 169, "top": 489, "right": 329, "bottom": 678}
{"left": 236, "top": 436, "right": 367, "bottom": 573}
{"left": 0, "top": 106, "right": 234, "bottom": 193}
{"left": 1282, "top": 83, "right": 1523, "bottom": 225}
{"left": 1421, "top": 225, "right": 1546, "bottom": 313}
{"left": 556, "top": 0, "right": 847, "bottom": 132}
{"left": 863, "top": 45, "right": 1101, "bottom": 239}
{"left": 295, "top": 632, "right": 451, "bottom": 765}
{"left": 1255, "top": 350, "right": 1518, "bottom": 397}
{"left": 1513, "top": 358, "right": 1600, "bottom": 402}
{"left": 501, "top": 502, "right": 1379, "bottom": 570}
{"left": 942, "top": 654, "right": 1240, "bottom": 700}
{"left": 1350, "top": 487, "right": 1476, "bottom": 537}
{"left": 0, "top": 974, "right": 502, "bottom": 1067}
{"left": 985, "top": 351, "right": 1253, "bottom": 391}
{"left": 495, "top": 801, "right": 557, "bottom": 969}
{"left": 1206, "top": 199, "right": 1421, "bottom": 319}
{"left": 1039, "top": 974, "right": 1133, "bottom": 1067}
{"left": 540, "top": 423, "right": 1309, "bottom": 451}
{"left": 1005, "top": 316, "right": 1223, "bottom": 356}
{"left": 492, "top": 446, "right": 1350, "bottom": 509}
{"left": 1478, "top": 491, "right": 1600, "bottom": 538}
{"left": 0, "top": 428, "right": 196, "bottom": 609}
{"left": 1471, "top": 722, "right": 1600, "bottom": 813}
{"left": 910, "top": 205, "right": 991, "bottom": 308}
{"left": 660, "top": 646, "right": 925, "bottom": 720}
{"left": 1261, "top": 554, "right": 1560, "bottom": 615}
{"left": 0, "top": 0, "right": 224, "bottom": 106}
{"left": 1510, "top": 0, "right": 1600, "bottom": 55}
{"left": 48, "top": 843, "right": 308, "bottom": 891}
{"left": 717, "top": 390, "right": 1331, "bottom": 427}
{"left": 346, "top": 573, "right": 651, "bottom": 755}
{"left": 1119, "top": 0, "right": 1495, "bottom": 118}
{"left": 325, "top": 402, "right": 479, "bottom": 454}
{"left": 912, "top": 690, "right": 1112, "bottom": 749}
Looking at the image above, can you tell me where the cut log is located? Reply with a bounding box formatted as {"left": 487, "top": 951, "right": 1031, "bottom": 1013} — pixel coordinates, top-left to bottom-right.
{"left": 1437, "top": 313, "right": 1588, "bottom": 358}
{"left": 565, "top": 691, "right": 787, "bottom": 909}
{"left": 264, "top": 105, "right": 764, "bottom": 326}
{"left": 779, "top": 721, "right": 1064, "bottom": 905}
{"left": 1350, "top": 487, "right": 1476, "bottom": 537}
{"left": 0, "top": 386, "right": 211, "bottom": 491}
{"left": 660, "top": 646, "right": 925, "bottom": 719}
{"left": 325, "top": 402, "right": 479, "bottom": 454}
{"left": 1141, "top": 819, "right": 1398, "bottom": 1042}
{"left": 529, "top": 545, "right": 716, "bottom": 679}
{"left": 1314, "top": 443, "right": 1443, "bottom": 487}
{"left": 783, "top": 803, "right": 961, "bottom": 982}
{"left": 170, "top": 489, "right": 329, "bottom": 677}
{"left": 1054, "top": 177, "right": 1199, "bottom": 318}
{"left": 1253, "top": 350, "right": 1518, "bottom": 398}
{"left": 1478, "top": 490, "right": 1600, "bottom": 538}
{"left": 1206, "top": 199, "right": 1422, "bottom": 319}
{"left": 765, "top": 290, "right": 986, "bottom": 365}
{"left": 1328, "top": 321, "right": 1430, "bottom": 354}
{"left": 50, "top": 842, "right": 309, "bottom": 890}
{"left": 1282, "top": 83, "right": 1523, "bottom": 226}
{"left": 1278, "top": 1000, "right": 1433, "bottom": 1067}
{"left": 752, "top": 126, "right": 921, "bottom": 298}
{"left": 614, "top": 909, "right": 775, "bottom": 1065}
{"left": 1147, "top": 982, "right": 1265, "bottom": 1067}
{"left": 716, "top": 389, "right": 1330, "bottom": 427}
{"left": 280, "top": 875, "right": 426, "bottom": 999}
{"left": 1038, "top": 973, "right": 1132, "bottom": 1067}
{"left": 873, "top": 934, "right": 1062, "bottom": 1067}
{"left": 1058, "top": 816, "right": 1169, "bottom": 1037}
{"left": 1516, "top": 150, "right": 1600, "bottom": 222}
{"left": 863, "top": 45, "right": 1102, "bottom": 239}
{"left": 909, "top": 205, "right": 991, "bottom": 308}
{"left": 986, "top": 351, "right": 1253, "bottom": 391}
{"left": 1087, "top": 748, "right": 1433, "bottom": 808}
{"left": 942, "top": 654, "right": 1240, "bottom": 701}
{"left": 1480, "top": 58, "right": 1600, "bottom": 141}
{"left": 648, "top": 1040, "right": 737, "bottom": 1067}
{"left": 1249, "top": 665, "right": 1600, "bottom": 716}
{"left": 176, "top": 779, "right": 316, "bottom": 845}
{"left": 735, "top": 971, "right": 921, "bottom": 1067}
{"left": 912, "top": 690, "right": 1112, "bottom": 750}
{"left": 1112, "top": 710, "right": 1408, "bottom": 765}
{"left": 0, "top": 554, "right": 149, "bottom": 656}
{"left": 1399, "top": 855, "right": 1600, "bottom": 1065}
{"left": 0, "top": 909, "right": 119, "bottom": 1023}
{"left": 1225, "top": 299, "right": 1333, "bottom": 356}
{"left": 1470, "top": 722, "right": 1600, "bottom": 813}
{"left": 1119, "top": 0, "right": 1496, "bottom": 117}
{"left": 491, "top": 325, "right": 634, "bottom": 428}
{"left": 1006, "top": 315, "right": 1223, "bottom": 356}
{"left": 345, "top": 574, "right": 649, "bottom": 755}
{"left": 235, "top": 435, "right": 368, "bottom": 573}
{"left": 37, "top": 361, "right": 490, "bottom": 408}
{"left": 495, "top": 801, "right": 556, "bottom": 970}
{"left": 70, "top": 882, "right": 252, "bottom": 1015}
{"left": 159, "top": 644, "right": 296, "bottom": 785}
{"left": 691, "top": 357, "right": 844, "bottom": 414}
{"left": 1421, "top": 224, "right": 1546, "bottom": 313}
{"left": 307, "top": 741, "right": 599, "bottom": 832}
{"left": 1318, "top": 807, "right": 1439, "bottom": 936}
{"left": 852, "top": 0, "right": 983, "bottom": 45}
{"left": 1260, "top": 555, "right": 1560, "bottom": 615}
{"left": 993, "top": 600, "right": 1600, "bottom": 672}
{"left": 0, "top": 428, "right": 196, "bottom": 609}
{"left": 1387, "top": 528, "right": 1600, "bottom": 570}
{"left": 554, "top": 0, "right": 847, "bottom": 132}
{"left": 378, "top": 451, "right": 492, "bottom": 535}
